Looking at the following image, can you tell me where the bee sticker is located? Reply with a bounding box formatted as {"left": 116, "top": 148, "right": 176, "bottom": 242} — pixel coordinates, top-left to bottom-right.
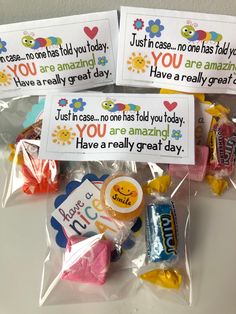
{"left": 181, "top": 20, "right": 222, "bottom": 43}
{"left": 101, "top": 98, "right": 141, "bottom": 112}
{"left": 21, "top": 31, "right": 62, "bottom": 49}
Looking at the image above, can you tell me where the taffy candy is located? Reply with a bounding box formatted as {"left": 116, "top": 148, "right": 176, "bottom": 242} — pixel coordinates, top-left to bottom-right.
{"left": 8, "top": 120, "right": 42, "bottom": 167}
{"left": 169, "top": 145, "right": 209, "bottom": 182}
{"left": 208, "top": 120, "right": 236, "bottom": 175}
{"left": 206, "top": 175, "right": 229, "bottom": 196}
{"left": 101, "top": 174, "right": 144, "bottom": 221}
{"left": 8, "top": 143, "right": 24, "bottom": 165}
{"left": 206, "top": 104, "right": 230, "bottom": 118}
{"left": 61, "top": 235, "right": 112, "bottom": 285}
{"left": 139, "top": 269, "right": 182, "bottom": 289}
{"left": 206, "top": 105, "right": 236, "bottom": 176}
{"left": 146, "top": 202, "right": 177, "bottom": 262}
{"left": 22, "top": 159, "right": 60, "bottom": 194}
{"left": 20, "top": 140, "right": 60, "bottom": 195}
{"left": 144, "top": 174, "right": 171, "bottom": 194}
{"left": 16, "top": 119, "right": 42, "bottom": 143}
{"left": 7, "top": 120, "right": 60, "bottom": 195}
{"left": 205, "top": 104, "right": 236, "bottom": 196}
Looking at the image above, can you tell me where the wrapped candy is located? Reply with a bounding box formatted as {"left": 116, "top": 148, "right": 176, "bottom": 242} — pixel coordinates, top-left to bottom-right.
{"left": 206, "top": 104, "right": 236, "bottom": 195}
{"left": 4, "top": 121, "right": 60, "bottom": 202}
{"left": 144, "top": 174, "right": 171, "bottom": 194}
{"left": 139, "top": 268, "right": 182, "bottom": 289}
{"left": 146, "top": 201, "right": 177, "bottom": 263}
{"left": 61, "top": 235, "right": 112, "bottom": 285}
{"left": 21, "top": 140, "right": 60, "bottom": 195}
{"left": 206, "top": 175, "right": 228, "bottom": 196}
{"left": 16, "top": 119, "right": 42, "bottom": 143}
{"left": 207, "top": 116, "right": 236, "bottom": 175}
{"left": 169, "top": 145, "right": 209, "bottom": 182}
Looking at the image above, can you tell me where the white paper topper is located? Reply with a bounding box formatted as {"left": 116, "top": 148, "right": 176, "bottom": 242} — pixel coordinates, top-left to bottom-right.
{"left": 39, "top": 93, "right": 195, "bottom": 164}
{"left": 117, "top": 6, "right": 236, "bottom": 94}
{"left": 0, "top": 11, "right": 118, "bottom": 97}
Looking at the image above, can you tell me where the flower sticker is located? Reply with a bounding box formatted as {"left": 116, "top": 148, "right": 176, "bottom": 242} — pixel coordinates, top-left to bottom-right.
{"left": 58, "top": 98, "right": 68, "bottom": 107}
{"left": 146, "top": 19, "right": 164, "bottom": 38}
{"left": 0, "top": 38, "right": 7, "bottom": 54}
{"left": 171, "top": 130, "right": 182, "bottom": 140}
{"left": 98, "top": 56, "right": 108, "bottom": 66}
{"left": 133, "top": 18, "right": 144, "bottom": 31}
{"left": 69, "top": 98, "right": 86, "bottom": 112}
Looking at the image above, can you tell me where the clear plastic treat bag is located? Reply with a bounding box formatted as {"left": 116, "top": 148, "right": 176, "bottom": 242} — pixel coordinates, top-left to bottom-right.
{"left": 161, "top": 90, "right": 236, "bottom": 200}
{"left": 0, "top": 96, "right": 61, "bottom": 207}
{"left": 40, "top": 160, "right": 191, "bottom": 305}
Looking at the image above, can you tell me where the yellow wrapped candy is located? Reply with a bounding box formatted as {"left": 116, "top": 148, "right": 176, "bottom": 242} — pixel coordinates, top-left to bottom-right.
{"left": 144, "top": 174, "right": 171, "bottom": 194}
{"left": 206, "top": 175, "right": 229, "bottom": 196}
{"left": 8, "top": 144, "right": 24, "bottom": 165}
{"left": 139, "top": 269, "right": 182, "bottom": 289}
{"left": 205, "top": 104, "right": 230, "bottom": 118}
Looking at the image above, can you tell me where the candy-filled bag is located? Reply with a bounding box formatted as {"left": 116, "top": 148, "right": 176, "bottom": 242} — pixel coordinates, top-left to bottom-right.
{"left": 40, "top": 161, "right": 191, "bottom": 305}
{"left": 191, "top": 103, "right": 236, "bottom": 199}
{"left": 166, "top": 98, "right": 236, "bottom": 199}
{"left": 2, "top": 135, "right": 60, "bottom": 207}
{"left": 204, "top": 104, "right": 236, "bottom": 196}
{"left": 0, "top": 96, "right": 61, "bottom": 207}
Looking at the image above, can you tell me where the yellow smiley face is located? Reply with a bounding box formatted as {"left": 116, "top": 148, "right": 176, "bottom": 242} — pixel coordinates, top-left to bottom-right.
{"left": 57, "top": 129, "right": 71, "bottom": 141}
{"left": 102, "top": 175, "right": 144, "bottom": 221}
{"left": 132, "top": 56, "right": 145, "bottom": 70}
{"left": 110, "top": 180, "right": 138, "bottom": 209}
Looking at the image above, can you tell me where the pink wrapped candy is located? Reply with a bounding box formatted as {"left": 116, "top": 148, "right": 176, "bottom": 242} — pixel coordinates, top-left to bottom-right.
{"left": 169, "top": 145, "right": 209, "bottom": 182}
{"left": 208, "top": 120, "right": 236, "bottom": 176}
{"left": 61, "top": 236, "right": 112, "bottom": 285}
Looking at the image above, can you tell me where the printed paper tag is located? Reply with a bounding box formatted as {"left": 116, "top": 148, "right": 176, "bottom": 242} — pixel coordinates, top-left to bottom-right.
{"left": 39, "top": 93, "right": 195, "bottom": 164}
{"left": 117, "top": 6, "right": 236, "bottom": 94}
{"left": 0, "top": 11, "right": 118, "bottom": 97}
{"left": 52, "top": 179, "right": 121, "bottom": 241}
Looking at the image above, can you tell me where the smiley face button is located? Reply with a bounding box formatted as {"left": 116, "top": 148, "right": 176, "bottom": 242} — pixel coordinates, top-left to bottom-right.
{"left": 101, "top": 175, "right": 144, "bottom": 221}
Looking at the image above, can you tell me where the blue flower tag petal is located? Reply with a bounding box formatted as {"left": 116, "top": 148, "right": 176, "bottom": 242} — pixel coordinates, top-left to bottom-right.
{"left": 50, "top": 217, "right": 68, "bottom": 248}
{"left": 122, "top": 234, "right": 136, "bottom": 250}
{"left": 131, "top": 217, "right": 142, "bottom": 233}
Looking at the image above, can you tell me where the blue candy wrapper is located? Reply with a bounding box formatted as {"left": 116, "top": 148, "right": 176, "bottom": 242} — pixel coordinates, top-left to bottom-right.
{"left": 146, "top": 201, "right": 177, "bottom": 262}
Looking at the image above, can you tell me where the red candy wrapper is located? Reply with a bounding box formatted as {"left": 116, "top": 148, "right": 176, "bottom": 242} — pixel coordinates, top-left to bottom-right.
{"left": 208, "top": 117, "right": 236, "bottom": 176}
{"left": 20, "top": 139, "right": 60, "bottom": 195}
{"left": 16, "top": 120, "right": 42, "bottom": 143}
